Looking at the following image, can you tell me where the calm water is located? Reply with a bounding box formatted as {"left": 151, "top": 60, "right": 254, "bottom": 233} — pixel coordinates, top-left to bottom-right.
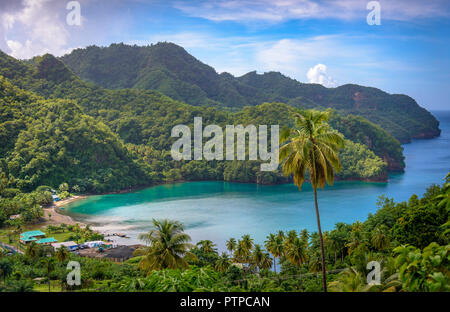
{"left": 64, "top": 111, "right": 450, "bottom": 249}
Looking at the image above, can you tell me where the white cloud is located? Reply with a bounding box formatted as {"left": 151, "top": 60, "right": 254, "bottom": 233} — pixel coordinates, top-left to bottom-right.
{"left": 0, "top": 0, "right": 72, "bottom": 59}
{"left": 306, "top": 63, "right": 336, "bottom": 87}
{"left": 173, "top": 0, "right": 450, "bottom": 23}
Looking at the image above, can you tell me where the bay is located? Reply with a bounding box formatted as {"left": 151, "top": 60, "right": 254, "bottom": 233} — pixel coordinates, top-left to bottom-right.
{"left": 64, "top": 111, "right": 450, "bottom": 250}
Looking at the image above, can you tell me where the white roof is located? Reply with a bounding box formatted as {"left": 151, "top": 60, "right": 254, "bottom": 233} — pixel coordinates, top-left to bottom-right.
{"left": 52, "top": 241, "right": 78, "bottom": 248}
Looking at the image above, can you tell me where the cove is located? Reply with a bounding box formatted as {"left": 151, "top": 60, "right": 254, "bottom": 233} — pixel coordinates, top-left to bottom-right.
{"left": 64, "top": 111, "right": 450, "bottom": 250}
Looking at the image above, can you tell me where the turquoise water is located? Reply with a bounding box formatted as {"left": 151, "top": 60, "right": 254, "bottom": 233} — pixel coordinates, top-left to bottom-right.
{"left": 65, "top": 111, "right": 450, "bottom": 249}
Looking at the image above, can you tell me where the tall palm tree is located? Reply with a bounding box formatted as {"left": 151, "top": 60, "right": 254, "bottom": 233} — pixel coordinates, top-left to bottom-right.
{"left": 42, "top": 257, "right": 55, "bottom": 292}
{"left": 285, "top": 237, "right": 307, "bottom": 268}
{"left": 215, "top": 253, "right": 231, "bottom": 273}
{"left": 226, "top": 238, "right": 237, "bottom": 256}
{"left": 197, "top": 240, "right": 217, "bottom": 254}
{"left": 55, "top": 246, "right": 69, "bottom": 263}
{"left": 252, "top": 244, "right": 265, "bottom": 272}
{"left": 25, "top": 242, "right": 39, "bottom": 260}
{"left": 280, "top": 109, "right": 344, "bottom": 292}
{"left": 137, "top": 219, "right": 194, "bottom": 273}
{"left": 260, "top": 252, "right": 274, "bottom": 271}
{"left": 240, "top": 235, "right": 254, "bottom": 252}
{"left": 234, "top": 240, "right": 252, "bottom": 266}
{"left": 285, "top": 230, "right": 298, "bottom": 247}
{"left": 371, "top": 225, "right": 390, "bottom": 251}
{"left": 276, "top": 230, "right": 285, "bottom": 241}
{"left": 264, "top": 234, "right": 284, "bottom": 273}
{"left": 300, "top": 229, "right": 309, "bottom": 247}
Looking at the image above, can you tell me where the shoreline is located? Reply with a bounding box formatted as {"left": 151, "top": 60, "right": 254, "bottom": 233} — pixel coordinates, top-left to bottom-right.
{"left": 43, "top": 195, "right": 88, "bottom": 227}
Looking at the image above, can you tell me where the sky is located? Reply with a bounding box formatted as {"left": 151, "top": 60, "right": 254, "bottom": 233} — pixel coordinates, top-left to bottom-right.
{"left": 0, "top": 0, "right": 449, "bottom": 110}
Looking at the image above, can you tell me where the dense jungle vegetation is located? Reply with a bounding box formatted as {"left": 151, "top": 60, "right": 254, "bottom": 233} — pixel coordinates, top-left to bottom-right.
{"left": 0, "top": 49, "right": 409, "bottom": 194}
{"left": 59, "top": 42, "right": 440, "bottom": 143}
{"left": 0, "top": 175, "right": 448, "bottom": 292}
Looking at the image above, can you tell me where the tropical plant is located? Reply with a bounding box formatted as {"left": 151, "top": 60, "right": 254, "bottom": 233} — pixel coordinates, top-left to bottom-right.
{"left": 226, "top": 238, "right": 237, "bottom": 256}
{"left": 285, "top": 237, "right": 308, "bottom": 268}
{"left": 265, "top": 233, "right": 284, "bottom": 273}
{"left": 137, "top": 219, "right": 194, "bottom": 273}
{"left": 215, "top": 253, "right": 231, "bottom": 273}
{"left": 279, "top": 109, "right": 344, "bottom": 291}
{"left": 393, "top": 242, "right": 450, "bottom": 292}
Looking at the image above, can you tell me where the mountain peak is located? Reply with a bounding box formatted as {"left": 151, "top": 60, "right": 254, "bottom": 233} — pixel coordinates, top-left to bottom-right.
{"left": 32, "top": 54, "right": 76, "bottom": 83}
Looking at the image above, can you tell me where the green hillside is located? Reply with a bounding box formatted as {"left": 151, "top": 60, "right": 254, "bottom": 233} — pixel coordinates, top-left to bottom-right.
{"left": 59, "top": 42, "right": 441, "bottom": 143}
{"left": 0, "top": 48, "right": 412, "bottom": 192}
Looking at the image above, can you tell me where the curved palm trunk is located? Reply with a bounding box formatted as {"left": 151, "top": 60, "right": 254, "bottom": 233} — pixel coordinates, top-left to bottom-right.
{"left": 313, "top": 186, "right": 327, "bottom": 292}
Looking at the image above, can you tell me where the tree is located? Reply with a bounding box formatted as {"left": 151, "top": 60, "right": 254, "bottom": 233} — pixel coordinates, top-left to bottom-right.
{"left": 226, "top": 238, "right": 237, "bottom": 256}
{"left": 42, "top": 257, "right": 56, "bottom": 292}
{"left": 197, "top": 240, "right": 216, "bottom": 254}
{"left": 58, "top": 183, "right": 69, "bottom": 193}
{"left": 371, "top": 225, "right": 390, "bottom": 251}
{"left": 55, "top": 246, "right": 69, "bottom": 263}
{"left": 285, "top": 237, "right": 307, "bottom": 268}
{"left": 265, "top": 233, "right": 284, "bottom": 273}
{"left": 215, "top": 253, "right": 231, "bottom": 273}
{"left": 280, "top": 109, "right": 344, "bottom": 292}
{"left": 25, "top": 242, "right": 39, "bottom": 260}
{"left": 252, "top": 244, "right": 265, "bottom": 272}
{"left": 240, "top": 235, "right": 254, "bottom": 252}
{"left": 0, "top": 258, "right": 12, "bottom": 285}
{"left": 137, "top": 219, "right": 194, "bottom": 273}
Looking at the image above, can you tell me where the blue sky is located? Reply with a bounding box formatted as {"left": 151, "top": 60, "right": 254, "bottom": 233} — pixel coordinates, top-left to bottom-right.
{"left": 1, "top": 0, "right": 449, "bottom": 110}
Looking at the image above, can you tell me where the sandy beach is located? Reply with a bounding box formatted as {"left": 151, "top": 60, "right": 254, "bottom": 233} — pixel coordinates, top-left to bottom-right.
{"left": 42, "top": 195, "right": 87, "bottom": 226}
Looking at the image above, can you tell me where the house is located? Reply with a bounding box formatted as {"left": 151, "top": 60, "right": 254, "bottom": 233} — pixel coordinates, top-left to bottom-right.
{"left": 83, "top": 241, "right": 106, "bottom": 248}
{"left": 52, "top": 194, "right": 60, "bottom": 201}
{"left": 9, "top": 214, "right": 21, "bottom": 220}
{"left": 20, "top": 230, "right": 46, "bottom": 244}
{"left": 51, "top": 241, "right": 79, "bottom": 251}
{"left": 36, "top": 237, "right": 58, "bottom": 245}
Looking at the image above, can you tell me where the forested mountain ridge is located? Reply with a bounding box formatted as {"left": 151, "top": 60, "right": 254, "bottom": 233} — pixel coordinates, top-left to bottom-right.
{"left": 0, "top": 50, "right": 404, "bottom": 171}
{"left": 0, "top": 48, "right": 408, "bottom": 192}
{"left": 59, "top": 42, "right": 440, "bottom": 143}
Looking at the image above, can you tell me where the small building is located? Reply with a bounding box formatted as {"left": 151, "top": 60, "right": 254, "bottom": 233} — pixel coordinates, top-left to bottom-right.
{"left": 9, "top": 214, "right": 21, "bottom": 220}
{"left": 51, "top": 241, "right": 78, "bottom": 251}
{"left": 83, "top": 241, "right": 106, "bottom": 249}
{"left": 36, "top": 237, "right": 58, "bottom": 245}
{"left": 20, "top": 230, "right": 46, "bottom": 244}
{"left": 52, "top": 194, "right": 60, "bottom": 202}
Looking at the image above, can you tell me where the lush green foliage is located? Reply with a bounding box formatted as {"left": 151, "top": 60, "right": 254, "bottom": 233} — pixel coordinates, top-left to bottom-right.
{"left": 0, "top": 176, "right": 448, "bottom": 292}
{"left": 59, "top": 43, "right": 440, "bottom": 143}
{"left": 0, "top": 50, "right": 400, "bottom": 195}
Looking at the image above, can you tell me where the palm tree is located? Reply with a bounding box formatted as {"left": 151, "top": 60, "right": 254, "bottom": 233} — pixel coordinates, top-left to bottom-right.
{"left": 0, "top": 259, "right": 13, "bottom": 285}
{"left": 260, "top": 252, "right": 273, "bottom": 271}
{"left": 285, "top": 237, "right": 307, "bottom": 268}
{"left": 25, "top": 242, "right": 39, "bottom": 260}
{"left": 240, "top": 235, "right": 254, "bottom": 252}
{"left": 226, "top": 238, "right": 237, "bottom": 256}
{"left": 234, "top": 241, "right": 251, "bottom": 264}
{"left": 42, "top": 257, "right": 55, "bottom": 292}
{"left": 215, "top": 253, "right": 231, "bottom": 273}
{"left": 285, "top": 230, "right": 298, "bottom": 247}
{"left": 137, "top": 219, "right": 194, "bottom": 273}
{"left": 346, "top": 221, "right": 367, "bottom": 255}
{"left": 371, "top": 225, "right": 390, "bottom": 251}
{"left": 276, "top": 230, "right": 285, "bottom": 240}
{"left": 280, "top": 109, "right": 344, "bottom": 292}
{"left": 55, "top": 246, "right": 69, "bottom": 263}
{"left": 300, "top": 229, "right": 309, "bottom": 246}
{"left": 264, "top": 234, "right": 284, "bottom": 273}
{"left": 197, "top": 240, "right": 216, "bottom": 254}
{"left": 252, "top": 244, "right": 265, "bottom": 272}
